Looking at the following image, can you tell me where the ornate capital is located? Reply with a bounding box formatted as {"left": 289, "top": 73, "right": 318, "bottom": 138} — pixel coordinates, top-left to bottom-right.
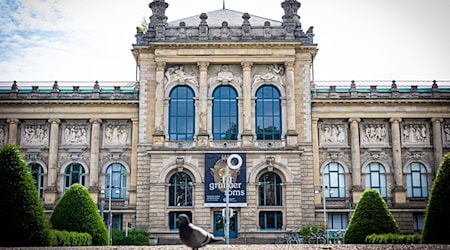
{"left": 389, "top": 117, "right": 402, "bottom": 123}
{"left": 89, "top": 118, "right": 102, "bottom": 125}
{"left": 348, "top": 118, "right": 361, "bottom": 124}
{"left": 197, "top": 61, "right": 209, "bottom": 71}
{"left": 7, "top": 118, "right": 19, "bottom": 124}
{"left": 241, "top": 61, "right": 253, "bottom": 71}
{"left": 431, "top": 118, "right": 444, "bottom": 123}
{"left": 155, "top": 61, "right": 166, "bottom": 72}
{"left": 284, "top": 61, "right": 295, "bottom": 71}
{"left": 48, "top": 119, "right": 61, "bottom": 124}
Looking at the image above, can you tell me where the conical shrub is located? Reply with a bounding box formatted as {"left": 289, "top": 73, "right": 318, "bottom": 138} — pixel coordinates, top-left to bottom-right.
{"left": 50, "top": 183, "right": 108, "bottom": 245}
{"left": 0, "top": 144, "right": 50, "bottom": 246}
{"left": 344, "top": 189, "right": 400, "bottom": 243}
{"left": 422, "top": 152, "right": 450, "bottom": 243}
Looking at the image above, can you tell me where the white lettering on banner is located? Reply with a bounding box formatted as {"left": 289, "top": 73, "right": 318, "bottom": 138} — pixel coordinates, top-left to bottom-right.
{"left": 209, "top": 182, "right": 243, "bottom": 191}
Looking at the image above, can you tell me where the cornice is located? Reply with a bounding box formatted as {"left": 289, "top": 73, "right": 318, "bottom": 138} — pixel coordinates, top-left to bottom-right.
{"left": 133, "top": 41, "right": 318, "bottom": 50}
{"left": 0, "top": 100, "right": 139, "bottom": 105}
{"left": 311, "top": 99, "right": 450, "bottom": 105}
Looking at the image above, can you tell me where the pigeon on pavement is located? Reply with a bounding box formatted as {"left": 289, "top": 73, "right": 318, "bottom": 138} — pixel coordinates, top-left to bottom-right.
{"left": 177, "top": 214, "right": 225, "bottom": 250}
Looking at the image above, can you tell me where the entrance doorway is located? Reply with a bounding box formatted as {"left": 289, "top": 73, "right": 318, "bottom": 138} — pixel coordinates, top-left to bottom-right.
{"left": 213, "top": 210, "right": 238, "bottom": 239}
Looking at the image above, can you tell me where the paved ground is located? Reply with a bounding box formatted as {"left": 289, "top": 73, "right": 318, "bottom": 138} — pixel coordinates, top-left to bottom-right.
{"left": 7, "top": 244, "right": 450, "bottom": 250}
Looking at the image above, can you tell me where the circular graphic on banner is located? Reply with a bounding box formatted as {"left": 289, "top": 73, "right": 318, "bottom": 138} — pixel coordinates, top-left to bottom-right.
{"left": 227, "top": 154, "right": 243, "bottom": 170}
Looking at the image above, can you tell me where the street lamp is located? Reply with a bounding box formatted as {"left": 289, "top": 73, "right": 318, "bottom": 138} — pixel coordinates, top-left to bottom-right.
{"left": 101, "top": 173, "right": 120, "bottom": 246}
{"left": 224, "top": 154, "right": 242, "bottom": 245}
{"left": 315, "top": 170, "right": 333, "bottom": 243}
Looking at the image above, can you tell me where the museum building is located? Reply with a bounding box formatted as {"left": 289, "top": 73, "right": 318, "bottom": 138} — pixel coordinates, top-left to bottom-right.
{"left": 0, "top": 0, "right": 449, "bottom": 243}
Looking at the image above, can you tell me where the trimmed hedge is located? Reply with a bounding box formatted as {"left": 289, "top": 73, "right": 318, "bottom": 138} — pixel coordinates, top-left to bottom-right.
{"left": 50, "top": 183, "right": 108, "bottom": 245}
{"left": 0, "top": 144, "right": 51, "bottom": 247}
{"left": 344, "top": 189, "right": 400, "bottom": 243}
{"left": 112, "top": 228, "right": 150, "bottom": 245}
{"left": 422, "top": 152, "right": 450, "bottom": 244}
{"left": 366, "top": 233, "right": 422, "bottom": 244}
{"left": 49, "top": 229, "right": 92, "bottom": 246}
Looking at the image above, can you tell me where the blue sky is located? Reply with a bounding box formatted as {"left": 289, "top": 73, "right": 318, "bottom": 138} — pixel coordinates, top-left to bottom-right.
{"left": 1, "top": 0, "right": 449, "bottom": 82}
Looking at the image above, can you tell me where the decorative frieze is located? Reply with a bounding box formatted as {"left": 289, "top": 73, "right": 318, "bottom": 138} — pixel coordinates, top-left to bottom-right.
{"left": 164, "top": 65, "right": 199, "bottom": 88}
{"left": 61, "top": 120, "right": 90, "bottom": 146}
{"left": 0, "top": 121, "right": 8, "bottom": 146}
{"left": 443, "top": 121, "right": 450, "bottom": 147}
{"left": 252, "top": 64, "right": 285, "bottom": 88}
{"left": 318, "top": 120, "right": 348, "bottom": 147}
{"left": 20, "top": 121, "right": 49, "bottom": 147}
{"left": 401, "top": 120, "right": 430, "bottom": 146}
{"left": 208, "top": 65, "right": 242, "bottom": 86}
{"left": 360, "top": 119, "right": 389, "bottom": 147}
{"left": 102, "top": 120, "right": 131, "bottom": 147}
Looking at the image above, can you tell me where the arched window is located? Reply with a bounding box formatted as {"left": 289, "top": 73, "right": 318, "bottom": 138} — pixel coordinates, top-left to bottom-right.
{"left": 105, "top": 163, "right": 127, "bottom": 199}
{"left": 406, "top": 162, "right": 428, "bottom": 198}
{"left": 364, "top": 162, "right": 387, "bottom": 198}
{"left": 323, "top": 162, "right": 346, "bottom": 199}
{"left": 169, "top": 86, "right": 195, "bottom": 141}
{"left": 255, "top": 85, "right": 281, "bottom": 140}
{"left": 29, "top": 163, "right": 44, "bottom": 198}
{"left": 168, "top": 172, "right": 193, "bottom": 206}
{"left": 65, "top": 163, "right": 85, "bottom": 189}
{"left": 259, "top": 172, "right": 282, "bottom": 206}
{"left": 212, "top": 86, "right": 238, "bottom": 140}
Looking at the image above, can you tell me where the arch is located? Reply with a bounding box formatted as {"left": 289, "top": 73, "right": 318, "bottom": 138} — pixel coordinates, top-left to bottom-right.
{"left": 251, "top": 81, "right": 285, "bottom": 98}
{"left": 363, "top": 162, "right": 387, "bottom": 197}
{"left": 26, "top": 160, "right": 48, "bottom": 174}
{"left": 168, "top": 85, "right": 196, "bottom": 141}
{"left": 249, "top": 161, "right": 293, "bottom": 184}
{"left": 405, "top": 161, "right": 429, "bottom": 198}
{"left": 320, "top": 162, "right": 346, "bottom": 199}
{"left": 402, "top": 159, "right": 433, "bottom": 174}
{"left": 361, "top": 159, "right": 392, "bottom": 174}
{"left": 158, "top": 161, "right": 203, "bottom": 184}
{"left": 59, "top": 161, "right": 89, "bottom": 175}
{"left": 209, "top": 81, "right": 242, "bottom": 97}
{"left": 255, "top": 85, "right": 282, "bottom": 140}
{"left": 320, "top": 161, "right": 351, "bottom": 175}
{"left": 100, "top": 160, "right": 131, "bottom": 175}
{"left": 212, "top": 85, "right": 239, "bottom": 140}
{"left": 165, "top": 82, "right": 199, "bottom": 99}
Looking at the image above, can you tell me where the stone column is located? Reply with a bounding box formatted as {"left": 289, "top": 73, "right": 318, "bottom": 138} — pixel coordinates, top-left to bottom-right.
{"left": 390, "top": 117, "right": 406, "bottom": 203}
{"left": 153, "top": 61, "right": 166, "bottom": 145}
{"left": 349, "top": 118, "right": 363, "bottom": 203}
{"left": 241, "top": 61, "right": 253, "bottom": 147}
{"left": 89, "top": 118, "right": 102, "bottom": 203}
{"left": 7, "top": 118, "right": 19, "bottom": 145}
{"left": 312, "top": 118, "right": 321, "bottom": 205}
{"left": 285, "top": 61, "right": 297, "bottom": 147}
{"left": 129, "top": 118, "right": 138, "bottom": 207}
{"left": 197, "top": 61, "right": 209, "bottom": 146}
{"left": 432, "top": 118, "right": 444, "bottom": 173}
{"left": 45, "top": 118, "right": 60, "bottom": 205}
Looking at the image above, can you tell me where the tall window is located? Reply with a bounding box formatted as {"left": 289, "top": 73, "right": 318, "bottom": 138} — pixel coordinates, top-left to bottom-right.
{"left": 413, "top": 212, "right": 424, "bottom": 232}
{"left": 65, "top": 163, "right": 85, "bottom": 189}
{"left": 169, "top": 86, "right": 195, "bottom": 140}
{"left": 406, "top": 162, "right": 428, "bottom": 198}
{"left": 259, "top": 172, "right": 282, "bottom": 206}
{"left": 364, "top": 162, "right": 387, "bottom": 198}
{"left": 105, "top": 163, "right": 127, "bottom": 199}
{"left": 29, "top": 163, "right": 44, "bottom": 198}
{"left": 255, "top": 85, "right": 281, "bottom": 140}
{"left": 212, "top": 86, "right": 238, "bottom": 140}
{"left": 323, "top": 163, "right": 346, "bottom": 199}
{"left": 259, "top": 211, "right": 282, "bottom": 230}
{"left": 169, "top": 172, "right": 193, "bottom": 206}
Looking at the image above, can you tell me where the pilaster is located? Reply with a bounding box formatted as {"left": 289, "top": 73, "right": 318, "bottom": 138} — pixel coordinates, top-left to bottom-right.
{"left": 7, "top": 118, "right": 19, "bottom": 145}
{"left": 432, "top": 118, "right": 444, "bottom": 173}
{"left": 312, "top": 118, "right": 321, "bottom": 205}
{"left": 89, "top": 118, "right": 102, "bottom": 202}
{"left": 285, "top": 61, "right": 297, "bottom": 147}
{"left": 390, "top": 117, "right": 406, "bottom": 204}
{"left": 45, "top": 118, "right": 60, "bottom": 205}
{"left": 197, "top": 61, "right": 210, "bottom": 147}
{"left": 349, "top": 118, "right": 362, "bottom": 203}
{"left": 130, "top": 118, "right": 139, "bottom": 207}
{"left": 241, "top": 61, "right": 253, "bottom": 147}
{"left": 153, "top": 61, "right": 166, "bottom": 146}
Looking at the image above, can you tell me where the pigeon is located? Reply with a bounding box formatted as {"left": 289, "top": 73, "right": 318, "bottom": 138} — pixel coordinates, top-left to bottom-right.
{"left": 177, "top": 214, "right": 225, "bottom": 250}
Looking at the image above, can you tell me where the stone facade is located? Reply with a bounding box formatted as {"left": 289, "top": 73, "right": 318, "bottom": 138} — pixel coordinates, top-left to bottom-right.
{"left": 0, "top": 0, "right": 449, "bottom": 244}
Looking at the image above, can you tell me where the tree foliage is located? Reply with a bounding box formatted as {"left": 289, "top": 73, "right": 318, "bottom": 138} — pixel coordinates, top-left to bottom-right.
{"left": 50, "top": 183, "right": 108, "bottom": 245}
{"left": 0, "top": 144, "right": 51, "bottom": 246}
{"left": 422, "top": 152, "right": 450, "bottom": 243}
{"left": 344, "top": 189, "right": 400, "bottom": 243}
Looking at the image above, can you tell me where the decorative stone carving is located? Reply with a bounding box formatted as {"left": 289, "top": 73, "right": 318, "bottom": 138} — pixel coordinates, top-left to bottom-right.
{"left": 0, "top": 122, "right": 7, "bottom": 145}
{"left": 252, "top": 64, "right": 285, "bottom": 87}
{"left": 401, "top": 121, "right": 430, "bottom": 146}
{"left": 208, "top": 65, "right": 242, "bottom": 86}
{"left": 61, "top": 121, "right": 90, "bottom": 146}
{"left": 20, "top": 121, "right": 49, "bottom": 147}
{"left": 443, "top": 122, "right": 450, "bottom": 146}
{"left": 165, "top": 141, "right": 196, "bottom": 149}
{"left": 255, "top": 140, "right": 284, "bottom": 149}
{"left": 164, "top": 65, "right": 198, "bottom": 87}
{"left": 210, "top": 141, "right": 239, "bottom": 149}
{"left": 360, "top": 120, "right": 389, "bottom": 146}
{"left": 319, "top": 120, "right": 348, "bottom": 146}
{"left": 102, "top": 121, "right": 131, "bottom": 146}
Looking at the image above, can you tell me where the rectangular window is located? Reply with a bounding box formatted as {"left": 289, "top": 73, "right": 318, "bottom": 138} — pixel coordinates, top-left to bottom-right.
{"left": 328, "top": 213, "right": 348, "bottom": 230}
{"left": 259, "top": 211, "right": 282, "bottom": 230}
{"left": 169, "top": 211, "right": 192, "bottom": 231}
{"left": 413, "top": 212, "right": 424, "bottom": 232}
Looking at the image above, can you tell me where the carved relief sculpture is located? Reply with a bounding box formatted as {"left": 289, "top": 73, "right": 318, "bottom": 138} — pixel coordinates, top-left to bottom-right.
{"left": 0, "top": 124, "right": 6, "bottom": 145}
{"left": 209, "top": 65, "right": 242, "bottom": 85}
{"left": 103, "top": 121, "right": 130, "bottom": 146}
{"left": 164, "top": 65, "right": 198, "bottom": 87}
{"left": 319, "top": 120, "right": 347, "bottom": 146}
{"left": 253, "top": 64, "right": 285, "bottom": 86}
{"left": 21, "top": 122, "right": 49, "bottom": 147}
{"left": 360, "top": 120, "right": 389, "bottom": 146}
{"left": 401, "top": 122, "right": 430, "bottom": 145}
{"left": 444, "top": 123, "right": 450, "bottom": 145}
{"left": 62, "top": 122, "right": 89, "bottom": 146}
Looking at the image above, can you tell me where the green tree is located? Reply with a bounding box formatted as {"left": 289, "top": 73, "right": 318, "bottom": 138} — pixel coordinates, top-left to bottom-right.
{"left": 344, "top": 189, "right": 400, "bottom": 243}
{"left": 0, "top": 144, "right": 51, "bottom": 246}
{"left": 50, "top": 183, "right": 108, "bottom": 245}
{"left": 422, "top": 152, "right": 450, "bottom": 243}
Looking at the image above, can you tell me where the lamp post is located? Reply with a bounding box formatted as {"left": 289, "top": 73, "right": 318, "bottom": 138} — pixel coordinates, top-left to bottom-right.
{"left": 225, "top": 154, "right": 242, "bottom": 246}
{"left": 103, "top": 173, "right": 120, "bottom": 246}
{"left": 315, "top": 170, "right": 332, "bottom": 243}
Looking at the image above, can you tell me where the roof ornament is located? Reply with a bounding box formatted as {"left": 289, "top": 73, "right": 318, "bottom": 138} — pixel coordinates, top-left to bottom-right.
{"left": 149, "top": 0, "right": 169, "bottom": 27}
{"left": 281, "top": 0, "right": 301, "bottom": 28}
{"left": 223, "top": 0, "right": 225, "bottom": 9}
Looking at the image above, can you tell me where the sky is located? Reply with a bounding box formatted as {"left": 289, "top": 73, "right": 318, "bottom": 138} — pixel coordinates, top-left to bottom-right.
{"left": 1, "top": 0, "right": 449, "bottom": 83}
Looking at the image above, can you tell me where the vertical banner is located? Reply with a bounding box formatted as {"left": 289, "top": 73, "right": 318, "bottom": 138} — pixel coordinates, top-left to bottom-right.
{"left": 204, "top": 153, "right": 247, "bottom": 207}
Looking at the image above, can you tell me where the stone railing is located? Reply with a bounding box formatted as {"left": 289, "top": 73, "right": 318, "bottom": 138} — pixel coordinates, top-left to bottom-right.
{"left": 312, "top": 80, "right": 450, "bottom": 99}
{"left": 0, "top": 81, "right": 139, "bottom": 100}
